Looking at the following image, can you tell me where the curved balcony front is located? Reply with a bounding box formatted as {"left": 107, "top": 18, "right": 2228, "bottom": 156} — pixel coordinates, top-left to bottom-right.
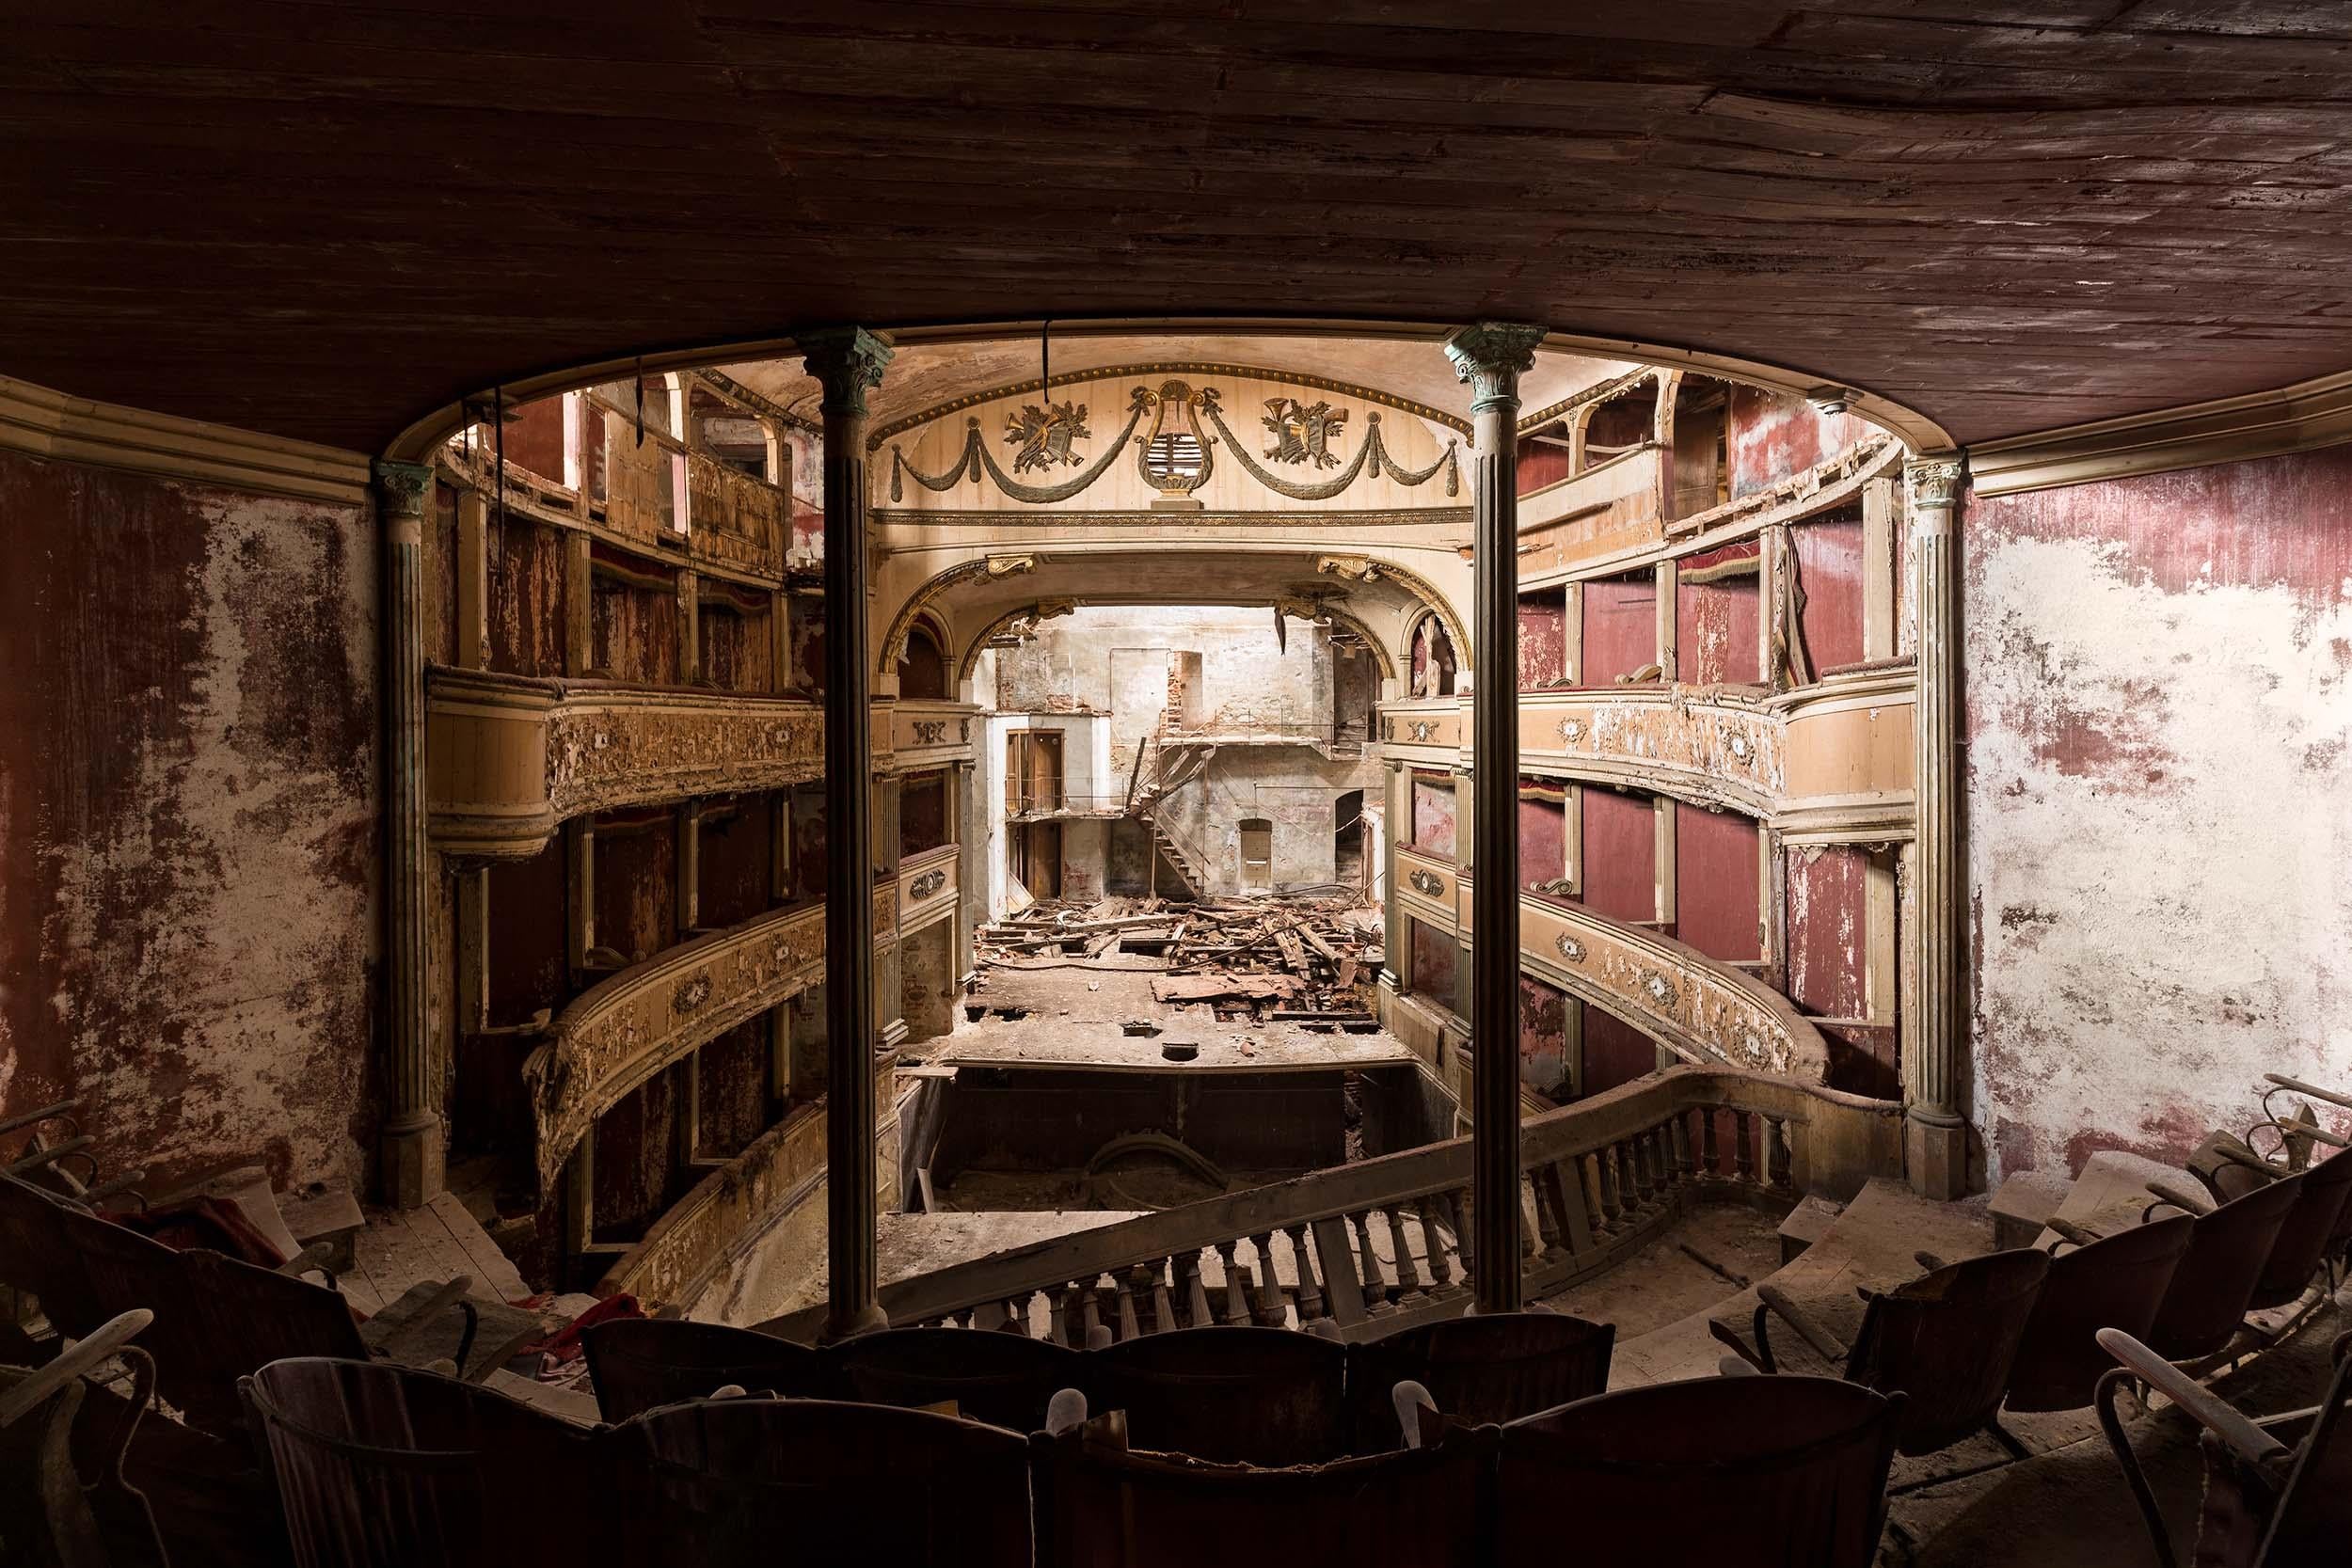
{"left": 522, "top": 884, "right": 897, "bottom": 1199}
{"left": 1393, "top": 849, "right": 1832, "bottom": 1083}
{"left": 425, "top": 668, "right": 825, "bottom": 857}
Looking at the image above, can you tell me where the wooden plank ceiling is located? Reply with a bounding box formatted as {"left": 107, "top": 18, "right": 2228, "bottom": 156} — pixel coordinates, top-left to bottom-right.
{"left": 7, "top": 3, "right": 2352, "bottom": 452}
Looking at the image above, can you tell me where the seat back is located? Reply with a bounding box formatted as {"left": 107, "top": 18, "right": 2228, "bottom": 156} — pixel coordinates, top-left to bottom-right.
{"left": 1087, "top": 1325, "right": 1348, "bottom": 1465}
{"left": 241, "top": 1356, "right": 609, "bottom": 1568}
{"left": 581, "top": 1317, "right": 840, "bottom": 1422}
{"left": 2147, "top": 1175, "right": 2302, "bottom": 1361}
{"left": 0, "top": 1173, "right": 107, "bottom": 1338}
{"left": 2006, "top": 1216, "right": 2193, "bottom": 1414}
{"left": 73, "top": 1209, "right": 366, "bottom": 1434}
{"left": 1496, "top": 1376, "right": 1900, "bottom": 1568}
{"left": 1343, "top": 1311, "right": 1614, "bottom": 1449}
{"left": 2247, "top": 1150, "right": 2352, "bottom": 1311}
{"left": 1033, "top": 1421, "right": 1493, "bottom": 1568}
{"left": 623, "top": 1396, "right": 1031, "bottom": 1567}
{"left": 2261, "top": 1334, "right": 2352, "bottom": 1565}
{"left": 1845, "top": 1247, "right": 2049, "bottom": 1455}
{"left": 830, "top": 1324, "right": 1083, "bottom": 1432}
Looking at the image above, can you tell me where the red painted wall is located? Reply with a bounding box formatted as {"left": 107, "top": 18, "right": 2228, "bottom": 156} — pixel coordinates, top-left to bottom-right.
{"left": 502, "top": 395, "right": 568, "bottom": 484}
{"left": 1580, "top": 573, "right": 1656, "bottom": 686}
{"left": 1408, "top": 918, "right": 1457, "bottom": 1006}
{"left": 1794, "top": 512, "right": 1868, "bottom": 673}
{"left": 1518, "top": 590, "right": 1568, "bottom": 689}
{"left": 1519, "top": 975, "right": 1568, "bottom": 1100}
{"left": 0, "top": 448, "right": 378, "bottom": 1191}
{"left": 488, "top": 514, "right": 567, "bottom": 677}
{"left": 1516, "top": 436, "right": 1572, "bottom": 497}
{"left": 1673, "top": 804, "right": 1760, "bottom": 962}
{"left": 1410, "top": 773, "right": 1458, "bottom": 858}
{"left": 1726, "top": 385, "right": 1867, "bottom": 499}
{"left": 1518, "top": 785, "right": 1566, "bottom": 887}
{"left": 1581, "top": 1003, "right": 1658, "bottom": 1097}
{"left": 1577, "top": 788, "right": 1655, "bottom": 923}
{"left": 1787, "top": 845, "right": 1868, "bottom": 1021}
{"left": 1675, "top": 543, "right": 1761, "bottom": 686}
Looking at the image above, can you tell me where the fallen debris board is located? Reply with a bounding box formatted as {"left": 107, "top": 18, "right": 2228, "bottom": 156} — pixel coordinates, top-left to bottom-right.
{"left": 1152, "top": 974, "right": 1302, "bottom": 1003}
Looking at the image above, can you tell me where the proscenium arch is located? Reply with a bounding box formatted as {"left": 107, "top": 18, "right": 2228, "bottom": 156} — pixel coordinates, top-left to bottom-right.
{"left": 378, "top": 317, "right": 1955, "bottom": 467}
{"left": 949, "top": 594, "right": 1401, "bottom": 686}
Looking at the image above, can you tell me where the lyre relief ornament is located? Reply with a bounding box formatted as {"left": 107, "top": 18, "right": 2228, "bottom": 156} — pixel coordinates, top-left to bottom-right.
{"left": 1136, "top": 381, "right": 1215, "bottom": 510}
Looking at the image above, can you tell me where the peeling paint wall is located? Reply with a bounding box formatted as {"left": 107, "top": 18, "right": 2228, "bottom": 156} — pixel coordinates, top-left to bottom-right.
{"left": 1518, "top": 591, "right": 1568, "bottom": 689}
{"left": 1674, "top": 803, "right": 1760, "bottom": 962}
{"left": 1793, "top": 511, "right": 1867, "bottom": 673}
{"left": 1578, "top": 787, "right": 1655, "bottom": 924}
{"left": 0, "top": 449, "right": 378, "bottom": 1190}
{"left": 1965, "top": 449, "right": 2352, "bottom": 1180}
{"left": 1518, "top": 974, "right": 1568, "bottom": 1100}
{"left": 1676, "top": 543, "right": 1761, "bottom": 687}
{"left": 1580, "top": 573, "right": 1657, "bottom": 685}
{"left": 1727, "top": 385, "right": 1867, "bottom": 500}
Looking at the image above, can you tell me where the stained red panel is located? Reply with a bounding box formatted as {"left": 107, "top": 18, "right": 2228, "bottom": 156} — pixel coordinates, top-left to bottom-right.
{"left": 1580, "top": 574, "right": 1657, "bottom": 686}
{"left": 502, "top": 395, "right": 567, "bottom": 483}
{"left": 1581, "top": 1003, "right": 1659, "bottom": 1097}
{"left": 1786, "top": 844, "right": 1868, "bottom": 1021}
{"left": 593, "top": 810, "right": 677, "bottom": 965}
{"left": 1727, "top": 385, "right": 1867, "bottom": 499}
{"left": 1794, "top": 513, "right": 1867, "bottom": 673}
{"left": 487, "top": 515, "right": 567, "bottom": 678}
{"left": 1675, "top": 542, "right": 1762, "bottom": 686}
{"left": 1516, "top": 436, "right": 1572, "bottom": 497}
{"left": 698, "top": 795, "right": 775, "bottom": 928}
{"left": 1518, "top": 784, "right": 1566, "bottom": 887}
{"left": 1520, "top": 975, "right": 1569, "bottom": 1099}
{"left": 1674, "top": 803, "right": 1760, "bottom": 963}
{"left": 1410, "top": 774, "right": 1458, "bottom": 858}
{"left": 1578, "top": 788, "right": 1655, "bottom": 924}
{"left": 1518, "top": 590, "right": 1567, "bottom": 689}
{"left": 1408, "top": 918, "right": 1458, "bottom": 1006}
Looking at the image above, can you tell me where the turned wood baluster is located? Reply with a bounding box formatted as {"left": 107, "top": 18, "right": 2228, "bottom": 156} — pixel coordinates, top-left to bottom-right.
{"left": 1616, "top": 1141, "right": 1645, "bottom": 1212}
{"left": 1285, "top": 1225, "right": 1326, "bottom": 1322}
{"left": 1178, "top": 1249, "right": 1214, "bottom": 1329}
{"left": 1248, "top": 1231, "right": 1288, "bottom": 1325}
{"left": 1733, "top": 1110, "right": 1756, "bottom": 1184}
{"left": 1048, "top": 1287, "right": 1073, "bottom": 1347}
{"left": 1589, "top": 1150, "right": 1619, "bottom": 1228}
{"left": 1446, "top": 1189, "right": 1475, "bottom": 1288}
{"left": 1644, "top": 1124, "right": 1669, "bottom": 1194}
{"left": 1764, "top": 1116, "right": 1792, "bottom": 1190}
{"left": 1076, "top": 1278, "right": 1107, "bottom": 1345}
{"left": 1214, "top": 1241, "right": 1252, "bottom": 1325}
{"left": 1352, "top": 1211, "right": 1393, "bottom": 1312}
{"left": 1701, "top": 1107, "right": 1722, "bottom": 1176}
{"left": 1004, "top": 1292, "right": 1038, "bottom": 1335}
{"left": 1384, "top": 1207, "right": 1426, "bottom": 1300}
{"left": 1151, "top": 1259, "right": 1180, "bottom": 1334}
{"left": 1415, "top": 1196, "right": 1458, "bottom": 1289}
{"left": 1527, "top": 1166, "right": 1565, "bottom": 1253}
{"left": 1113, "top": 1270, "right": 1142, "bottom": 1341}
{"left": 1672, "top": 1113, "right": 1695, "bottom": 1177}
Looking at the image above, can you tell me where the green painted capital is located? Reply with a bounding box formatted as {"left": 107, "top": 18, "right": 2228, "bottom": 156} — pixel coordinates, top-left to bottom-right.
{"left": 1444, "top": 323, "right": 1548, "bottom": 412}
{"left": 800, "top": 326, "right": 897, "bottom": 419}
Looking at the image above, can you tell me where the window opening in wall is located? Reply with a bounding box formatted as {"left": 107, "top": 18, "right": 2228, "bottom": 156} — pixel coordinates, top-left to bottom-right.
{"left": 1333, "top": 791, "right": 1366, "bottom": 889}
{"left": 1408, "top": 614, "right": 1456, "bottom": 698}
{"left": 1670, "top": 376, "right": 1731, "bottom": 520}
{"left": 899, "top": 621, "right": 949, "bottom": 700}
{"left": 1577, "top": 376, "right": 1657, "bottom": 474}
{"left": 1006, "top": 730, "right": 1064, "bottom": 815}
{"left": 1020, "top": 820, "right": 1063, "bottom": 898}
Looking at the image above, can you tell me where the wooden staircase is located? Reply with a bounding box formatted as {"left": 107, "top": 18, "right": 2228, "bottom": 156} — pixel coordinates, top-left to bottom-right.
{"left": 1125, "top": 736, "right": 1216, "bottom": 899}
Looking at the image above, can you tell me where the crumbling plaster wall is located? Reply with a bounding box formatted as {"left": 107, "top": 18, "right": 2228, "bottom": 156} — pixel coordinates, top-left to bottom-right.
{"left": 1153, "top": 746, "right": 1385, "bottom": 894}
{"left": 1964, "top": 449, "right": 2352, "bottom": 1180}
{"left": 0, "top": 448, "right": 380, "bottom": 1190}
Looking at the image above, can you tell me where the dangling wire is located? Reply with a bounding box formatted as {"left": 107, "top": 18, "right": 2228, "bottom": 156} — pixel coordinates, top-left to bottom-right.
{"left": 635, "top": 356, "right": 646, "bottom": 449}
{"left": 494, "top": 384, "right": 506, "bottom": 526}
{"left": 1040, "top": 319, "right": 1052, "bottom": 406}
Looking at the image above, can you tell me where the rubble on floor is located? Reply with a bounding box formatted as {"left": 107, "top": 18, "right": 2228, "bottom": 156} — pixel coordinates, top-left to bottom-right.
{"left": 975, "top": 891, "right": 1385, "bottom": 1025}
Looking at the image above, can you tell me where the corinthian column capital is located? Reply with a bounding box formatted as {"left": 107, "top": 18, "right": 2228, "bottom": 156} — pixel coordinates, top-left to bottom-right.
{"left": 1443, "top": 323, "right": 1548, "bottom": 413}
{"left": 1905, "top": 455, "right": 1964, "bottom": 515}
{"left": 799, "top": 326, "right": 896, "bottom": 420}
{"left": 373, "top": 458, "right": 433, "bottom": 521}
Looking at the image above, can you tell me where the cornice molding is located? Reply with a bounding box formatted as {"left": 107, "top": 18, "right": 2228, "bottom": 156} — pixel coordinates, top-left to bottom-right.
{"left": 866, "top": 360, "right": 1475, "bottom": 449}
{"left": 1967, "top": 367, "right": 2352, "bottom": 497}
{"left": 0, "top": 372, "right": 372, "bottom": 505}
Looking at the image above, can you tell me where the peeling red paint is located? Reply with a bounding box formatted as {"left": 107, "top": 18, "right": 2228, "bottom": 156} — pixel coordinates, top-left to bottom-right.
{"left": 1580, "top": 573, "right": 1656, "bottom": 686}
{"left": 1409, "top": 773, "right": 1457, "bottom": 858}
{"left": 1518, "top": 974, "right": 1567, "bottom": 1099}
{"left": 0, "top": 448, "right": 377, "bottom": 1192}
{"left": 1577, "top": 787, "right": 1654, "bottom": 925}
{"left": 1792, "top": 512, "right": 1867, "bottom": 673}
{"left": 1675, "top": 543, "right": 1760, "bottom": 686}
{"left": 1517, "top": 591, "right": 1567, "bottom": 689}
{"left": 1673, "top": 803, "right": 1759, "bottom": 963}
{"left": 1727, "top": 385, "right": 1867, "bottom": 500}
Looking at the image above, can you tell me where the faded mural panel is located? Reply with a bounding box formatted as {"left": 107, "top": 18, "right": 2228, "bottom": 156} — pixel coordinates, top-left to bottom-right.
{"left": 1963, "top": 449, "right": 2352, "bottom": 1180}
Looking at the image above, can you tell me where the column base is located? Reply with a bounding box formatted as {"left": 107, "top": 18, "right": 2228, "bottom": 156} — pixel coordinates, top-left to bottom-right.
{"left": 1905, "top": 1108, "right": 1968, "bottom": 1201}
{"left": 818, "top": 1301, "right": 890, "bottom": 1345}
{"left": 380, "top": 1113, "right": 446, "bottom": 1210}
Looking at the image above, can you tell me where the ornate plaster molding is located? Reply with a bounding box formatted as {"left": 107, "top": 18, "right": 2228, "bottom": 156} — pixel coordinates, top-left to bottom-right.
{"left": 0, "top": 372, "right": 372, "bottom": 505}
{"left": 1966, "top": 367, "right": 2352, "bottom": 497}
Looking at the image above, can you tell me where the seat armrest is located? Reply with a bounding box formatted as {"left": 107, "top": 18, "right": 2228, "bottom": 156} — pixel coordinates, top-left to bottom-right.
{"left": 1757, "top": 1283, "right": 1850, "bottom": 1366}
{"left": 2095, "top": 1328, "right": 2288, "bottom": 1468}
{"left": 2142, "top": 1180, "right": 2215, "bottom": 1218}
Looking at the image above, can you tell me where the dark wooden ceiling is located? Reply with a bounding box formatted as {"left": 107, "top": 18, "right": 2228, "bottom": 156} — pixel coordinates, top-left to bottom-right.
{"left": 9, "top": 3, "right": 2352, "bottom": 452}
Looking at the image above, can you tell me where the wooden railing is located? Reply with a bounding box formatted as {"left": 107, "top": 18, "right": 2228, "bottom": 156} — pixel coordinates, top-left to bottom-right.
{"left": 758, "top": 1065, "right": 1900, "bottom": 1345}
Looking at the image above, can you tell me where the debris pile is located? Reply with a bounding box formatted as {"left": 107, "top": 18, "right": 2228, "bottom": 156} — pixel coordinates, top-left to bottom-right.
{"left": 976, "top": 893, "right": 1385, "bottom": 1024}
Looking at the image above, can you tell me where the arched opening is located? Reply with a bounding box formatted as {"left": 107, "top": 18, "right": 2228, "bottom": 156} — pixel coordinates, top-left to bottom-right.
{"left": 1576, "top": 374, "right": 1658, "bottom": 475}
{"left": 1668, "top": 373, "right": 1731, "bottom": 521}
{"left": 1332, "top": 789, "right": 1365, "bottom": 889}
{"left": 898, "top": 620, "right": 949, "bottom": 700}
{"left": 1236, "top": 816, "right": 1273, "bottom": 892}
{"left": 1408, "top": 612, "right": 1457, "bottom": 698}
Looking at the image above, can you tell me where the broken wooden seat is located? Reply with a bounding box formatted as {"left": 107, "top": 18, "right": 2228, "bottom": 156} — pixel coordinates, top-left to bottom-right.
{"left": 2241, "top": 1152, "right": 2352, "bottom": 1312}
{"left": 580, "top": 1317, "right": 842, "bottom": 1422}
{"left": 0, "top": 1308, "right": 166, "bottom": 1568}
{"left": 1341, "top": 1309, "right": 1614, "bottom": 1450}
{"left": 0, "top": 1099, "right": 146, "bottom": 1211}
{"left": 0, "top": 1172, "right": 115, "bottom": 1343}
{"left": 1712, "top": 1247, "right": 2050, "bottom": 1457}
{"left": 1030, "top": 1408, "right": 1493, "bottom": 1568}
{"left": 241, "top": 1356, "right": 611, "bottom": 1568}
{"left": 2003, "top": 1213, "right": 2194, "bottom": 1414}
{"left": 828, "top": 1323, "right": 1081, "bottom": 1432}
{"left": 2095, "top": 1327, "right": 2352, "bottom": 1568}
{"left": 1085, "top": 1324, "right": 1349, "bottom": 1465}
{"left": 1493, "top": 1375, "right": 1903, "bottom": 1568}
{"left": 2138, "top": 1173, "right": 2303, "bottom": 1363}
{"left": 622, "top": 1396, "right": 1031, "bottom": 1567}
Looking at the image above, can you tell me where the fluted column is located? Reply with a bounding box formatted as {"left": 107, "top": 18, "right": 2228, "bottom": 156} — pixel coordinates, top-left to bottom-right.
{"left": 376, "top": 458, "right": 442, "bottom": 1208}
{"left": 802, "top": 325, "right": 894, "bottom": 1340}
{"left": 1905, "top": 456, "right": 1967, "bottom": 1198}
{"left": 1445, "top": 322, "right": 1546, "bottom": 1312}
